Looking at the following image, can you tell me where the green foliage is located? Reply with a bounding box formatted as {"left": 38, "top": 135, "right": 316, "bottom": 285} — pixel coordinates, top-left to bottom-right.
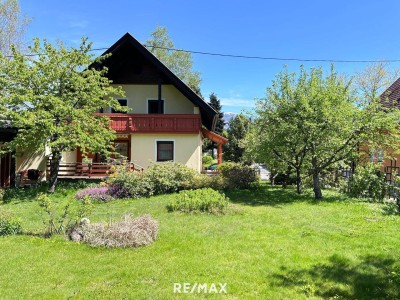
{"left": 37, "top": 193, "right": 93, "bottom": 236}
{"left": 0, "top": 208, "right": 22, "bottom": 236}
{"left": 218, "top": 162, "right": 258, "bottom": 189}
{"left": 0, "top": 188, "right": 4, "bottom": 203}
{"left": 167, "top": 188, "right": 229, "bottom": 214}
{"left": 224, "top": 114, "right": 251, "bottom": 163}
{"left": 0, "top": 37, "right": 126, "bottom": 191}
{"left": 348, "top": 164, "right": 387, "bottom": 201}
{"left": 202, "top": 155, "right": 214, "bottom": 167}
{"left": 246, "top": 65, "right": 400, "bottom": 199}
{"left": 189, "top": 174, "right": 226, "bottom": 191}
{"left": 145, "top": 162, "right": 196, "bottom": 194}
{"left": 208, "top": 93, "right": 225, "bottom": 134}
{"left": 146, "top": 26, "right": 202, "bottom": 94}
{"left": 107, "top": 166, "right": 154, "bottom": 198}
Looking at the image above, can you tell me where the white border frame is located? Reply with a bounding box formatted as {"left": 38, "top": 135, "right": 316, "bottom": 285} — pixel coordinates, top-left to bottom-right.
{"left": 155, "top": 139, "right": 175, "bottom": 162}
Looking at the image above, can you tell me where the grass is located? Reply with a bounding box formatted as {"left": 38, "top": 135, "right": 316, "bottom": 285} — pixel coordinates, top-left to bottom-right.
{"left": 1, "top": 182, "right": 400, "bottom": 299}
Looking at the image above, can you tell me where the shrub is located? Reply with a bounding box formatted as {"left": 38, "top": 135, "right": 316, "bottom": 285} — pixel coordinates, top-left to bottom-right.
{"left": 75, "top": 187, "right": 113, "bottom": 202}
{"left": 188, "top": 174, "right": 226, "bottom": 190}
{"left": 167, "top": 188, "right": 229, "bottom": 214}
{"left": 107, "top": 166, "right": 154, "bottom": 198}
{"left": 70, "top": 214, "right": 159, "bottom": 248}
{"left": 218, "top": 162, "right": 259, "bottom": 189}
{"left": 202, "top": 155, "right": 214, "bottom": 167}
{"left": 38, "top": 193, "right": 93, "bottom": 236}
{"left": 348, "top": 163, "right": 387, "bottom": 201}
{"left": 0, "top": 208, "right": 22, "bottom": 236}
{"left": 0, "top": 188, "right": 4, "bottom": 203}
{"left": 145, "top": 162, "right": 196, "bottom": 194}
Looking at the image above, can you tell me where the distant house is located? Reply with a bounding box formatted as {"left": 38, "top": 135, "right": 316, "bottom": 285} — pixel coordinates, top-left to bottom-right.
{"left": 367, "top": 77, "right": 400, "bottom": 179}
{"left": 0, "top": 33, "right": 228, "bottom": 187}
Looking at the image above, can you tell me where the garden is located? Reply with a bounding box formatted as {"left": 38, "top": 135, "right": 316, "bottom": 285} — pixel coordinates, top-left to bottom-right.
{"left": 1, "top": 162, "right": 400, "bottom": 299}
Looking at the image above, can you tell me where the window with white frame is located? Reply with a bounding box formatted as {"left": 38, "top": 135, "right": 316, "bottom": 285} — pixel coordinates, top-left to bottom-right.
{"left": 156, "top": 141, "right": 173, "bottom": 162}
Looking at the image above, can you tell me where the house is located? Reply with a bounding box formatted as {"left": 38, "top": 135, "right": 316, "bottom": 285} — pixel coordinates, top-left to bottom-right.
{"left": 368, "top": 77, "right": 400, "bottom": 181}
{"left": 0, "top": 33, "right": 228, "bottom": 186}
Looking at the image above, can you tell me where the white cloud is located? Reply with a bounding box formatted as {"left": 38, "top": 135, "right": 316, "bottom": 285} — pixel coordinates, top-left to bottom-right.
{"left": 220, "top": 98, "right": 255, "bottom": 107}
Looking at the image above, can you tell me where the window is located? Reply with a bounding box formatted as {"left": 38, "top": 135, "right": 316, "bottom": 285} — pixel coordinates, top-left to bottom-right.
{"left": 369, "top": 149, "right": 384, "bottom": 163}
{"left": 156, "top": 141, "right": 173, "bottom": 162}
{"left": 111, "top": 99, "right": 128, "bottom": 113}
{"left": 148, "top": 99, "right": 164, "bottom": 114}
{"left": 377, "top": 149, "right": 384, "bottom": 163}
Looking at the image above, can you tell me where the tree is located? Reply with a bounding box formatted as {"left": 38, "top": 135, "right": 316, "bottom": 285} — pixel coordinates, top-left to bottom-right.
{"left": 0, "top": 0, "right": 30, "bottom": 55}
{"left": 245, "top": 70, "right": 309, "bottom": 193}
{"left": 145, "top": 26, "right": 202, "bottom": 95}
{"left": 0, "top": 38, "right": 125, "bottom": 192}
{"left": 203, "top": 92, "right": 225, "bottom": 157}
{"left": 224, "top": 114, "right": 250, "bottom": 163}
{"left": 208, "top": 92, "right": 225, "bottom": 134}
{"left": 248, "top": 66, "right": 400, "bottom": 199}
{"left": 356, "top": 62, "right": 400, "bottom": 104}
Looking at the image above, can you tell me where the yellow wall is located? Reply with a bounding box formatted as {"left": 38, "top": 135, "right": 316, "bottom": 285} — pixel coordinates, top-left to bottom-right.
{"left": 107, "top": 84, "right": 199, "bottom": 114}
{"left": 15, "top": 147, "right": 47, "bottom": 183}
{"left": 130, "top": 133, "right": 202, "bottom": 172}
{"left": 61, "top": 150, "right": 77, "bottom": 163}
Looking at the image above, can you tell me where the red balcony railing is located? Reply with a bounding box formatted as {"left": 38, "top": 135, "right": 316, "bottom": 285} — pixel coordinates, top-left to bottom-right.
{"left": 95, "top": 113, "right": 201, "bottom": 134}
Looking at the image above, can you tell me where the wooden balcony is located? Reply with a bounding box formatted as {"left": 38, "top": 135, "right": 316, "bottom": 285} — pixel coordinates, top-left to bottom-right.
{"left": 95, "top": 113, "right": 201, "bottom": 134}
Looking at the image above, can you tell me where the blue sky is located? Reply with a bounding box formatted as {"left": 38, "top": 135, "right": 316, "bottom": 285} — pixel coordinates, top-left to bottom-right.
{"left": 20, "top": 0, "right": 400, "bottom": 113}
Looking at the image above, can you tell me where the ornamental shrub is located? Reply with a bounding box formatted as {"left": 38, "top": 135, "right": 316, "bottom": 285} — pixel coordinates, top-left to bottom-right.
{"left": 107, "top": 166, "right": 154, "bottom": 198}
{"left": 145, "top": 162, "right": 196, "bottom": 194}
{"left": 167, "top": 188, "right": 229, "bottom": 214}
{"left": 202, "top": 155, "right": 214, "bottom": 168}
{"left": 0, "top": 208, "right": 22, "bottom": 236}
{"left": 75, "top": 186, "right": 113, "bottom": 202}
{"left": 218, "top": 162, "right": 259, "bottom": 189}
{"left": 348, "top": 163, "right": 387, "bottom": 202}
{"left": 187, "top": 174, "right": 227, "bottom": 190}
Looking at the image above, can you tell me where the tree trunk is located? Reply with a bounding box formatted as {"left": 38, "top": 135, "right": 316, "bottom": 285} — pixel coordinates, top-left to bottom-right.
{"left": 312, "top": 170, "right": 323, "bottom": 200}
{"left": 282, "top": 166, "right": 292, "bottom": 189}
{"left": 296, "top": 167, "right": 303, "bottom": 194}
{"left": 49, "top": 151, "right": 61, "bottom": 193}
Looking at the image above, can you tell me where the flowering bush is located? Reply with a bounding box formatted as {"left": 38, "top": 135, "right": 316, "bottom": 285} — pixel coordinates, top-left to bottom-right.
{"left": 75, "top": 187, "right": 113, "bottom": 202}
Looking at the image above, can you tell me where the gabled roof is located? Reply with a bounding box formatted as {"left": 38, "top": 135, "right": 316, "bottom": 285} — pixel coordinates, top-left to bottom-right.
{"left": 90, "top": 33, "right": 217, "bottom": 131}
{"left": 380, "top": 77, "right": 400, "bottom": 108}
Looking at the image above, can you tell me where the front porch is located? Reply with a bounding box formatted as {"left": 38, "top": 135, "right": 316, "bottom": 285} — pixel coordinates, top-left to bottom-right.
{"left": 46, "top": 161, "right": 143, "bottom": 179}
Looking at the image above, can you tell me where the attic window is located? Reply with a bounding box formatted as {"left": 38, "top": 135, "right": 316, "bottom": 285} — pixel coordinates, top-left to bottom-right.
{"left": 111, "top": 99, "right": 128, "bottom": 113}
{"left": 148, "top": 100, "right": 164, "bottom": 114}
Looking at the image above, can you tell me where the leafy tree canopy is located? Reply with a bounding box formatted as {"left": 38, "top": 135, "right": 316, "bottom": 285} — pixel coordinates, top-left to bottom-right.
{"left": 0, "top": 38, "right": 126, "bottom": 191}
{"left": 246, "top": 65, "right": 400, "bottom": 199}
{"left": 146, "top": 26, "right": 202, "bottom": 95}
{"left": 224, "top": 114, "right": 250, "bottom": 163}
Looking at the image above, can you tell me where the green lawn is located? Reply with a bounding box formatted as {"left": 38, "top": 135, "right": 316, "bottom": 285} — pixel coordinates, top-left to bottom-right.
{"left": 1, "top": 183, "right": 400, "bottom": 299}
